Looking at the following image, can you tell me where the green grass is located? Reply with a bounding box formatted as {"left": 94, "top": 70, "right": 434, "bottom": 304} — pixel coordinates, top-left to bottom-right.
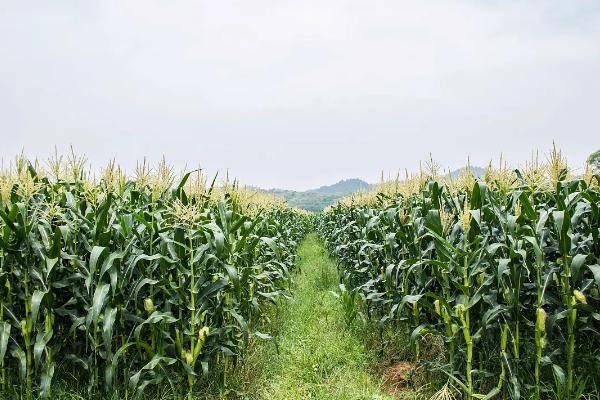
{"left": 240, "top": 233, "right": 399, "bottom": 400}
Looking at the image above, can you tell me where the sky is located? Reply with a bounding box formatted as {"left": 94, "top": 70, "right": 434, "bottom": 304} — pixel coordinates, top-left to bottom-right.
{"left": 1, "top": 1, "right": 599, "bottom": 190}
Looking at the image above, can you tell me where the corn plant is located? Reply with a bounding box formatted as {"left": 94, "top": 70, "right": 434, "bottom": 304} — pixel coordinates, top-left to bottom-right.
{"left": 318, "top": 152, "right": 600, "bottom": 400}
{"left": 0, "top": 155, "right": 309, "bottom": 399}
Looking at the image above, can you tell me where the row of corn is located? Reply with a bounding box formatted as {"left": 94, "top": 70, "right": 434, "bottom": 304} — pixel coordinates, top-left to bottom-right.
{"left": 0, "top": 154, "right": 310, "bottom": 399}
{"left": 317, "top": 150, "right": 600, "bottom": 399}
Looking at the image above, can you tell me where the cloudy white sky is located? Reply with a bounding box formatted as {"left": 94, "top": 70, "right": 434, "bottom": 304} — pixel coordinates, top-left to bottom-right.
{"left": 1, "top": 1, "right": 598, "bottom": 190}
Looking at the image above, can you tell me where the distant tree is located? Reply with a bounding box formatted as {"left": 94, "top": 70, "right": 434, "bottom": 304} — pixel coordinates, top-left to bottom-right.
{"left": 589, "top": 150, "right": 600, "bottom": 172}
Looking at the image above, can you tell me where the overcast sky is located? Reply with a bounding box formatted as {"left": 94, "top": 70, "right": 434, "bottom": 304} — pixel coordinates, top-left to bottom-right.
{"left": 1, "top": 1, "right": 598, "bottom": 190}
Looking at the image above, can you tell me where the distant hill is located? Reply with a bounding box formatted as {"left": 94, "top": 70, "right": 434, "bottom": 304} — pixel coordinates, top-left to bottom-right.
{"left": 310, "top": 178, "right": 371, "bottom": 194}
{"left": 259, "top": 178, "right": 371, "bottom": 212}
{"left": 255, "top": 169, "right": 487, "bottom": 212}
{"left": 448, "top": 166, "right": 485, "bottom": 178}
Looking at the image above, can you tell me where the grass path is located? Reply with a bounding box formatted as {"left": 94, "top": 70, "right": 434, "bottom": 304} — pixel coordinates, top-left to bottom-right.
{"left": 245, "top": 233, "right": 394, "bottom": 400}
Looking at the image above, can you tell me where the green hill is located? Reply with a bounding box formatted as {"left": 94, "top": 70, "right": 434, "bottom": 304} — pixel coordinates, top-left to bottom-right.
{"left": 259, "top": 169, "right": 487, "bottom": 212}
{"left": 310, "top": 178, "right": 371, "bottom": 194}
{"left": 260, "top": 179, "right": 371, "bottom": 212}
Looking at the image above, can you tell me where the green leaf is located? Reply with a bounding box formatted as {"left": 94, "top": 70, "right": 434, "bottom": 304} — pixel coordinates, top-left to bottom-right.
{"left": 40, "top": 362, "right": 55, "bottom": 399}
{"left": 588, "top": 265, "right": 600, "bottom": 288}
{"left": 134, "top": 312, "right": 177, "bottom": 341}
{"left": 473, "top": 387, "right": 501, "bottom": 399}
{"left": 33, "top": 329, "right": 53, "bottom": 366}
{"left": 0, "top": 321, "right": 10, "bottom": 361}
{"left": 410, "top": 324, "right": 429, "bottom": 343}
{"left": 105, "top": 342, "right": 135, "bottom": 389}
{"left": 11, "top": 347, "right": 27, "bottom": 381}
{"left": 129, "top": 355, "right": 177, "bottom": 391}
{"left": 571, "top": 254, "right": 587, "bottom": 284}
{"left": 31, "top": 289, "right": 48, "bottom": 327}
{"left": 103, "top": 306, "right": 118, "bottom": 355}
{"left": 88, "top": 283, "right": 111, "bottom": 328}
{"left": 89, "top": 246, "right": 108, "bottom": 277}
{"left": 552, "top": 364, "right": 566, "bottom": 385}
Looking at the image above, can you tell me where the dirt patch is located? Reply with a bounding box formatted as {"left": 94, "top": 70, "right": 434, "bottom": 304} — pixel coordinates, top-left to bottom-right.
{"left": 381, "top": 360, "right": 416, "bottom": 394}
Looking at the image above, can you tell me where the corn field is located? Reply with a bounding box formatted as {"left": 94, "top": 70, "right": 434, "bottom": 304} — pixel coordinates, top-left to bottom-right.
{"left": 317, "top": 152, "right": 600, "bottom": 399}
{"left": 0, "top": 155, "right": 309, "bottom": 399}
